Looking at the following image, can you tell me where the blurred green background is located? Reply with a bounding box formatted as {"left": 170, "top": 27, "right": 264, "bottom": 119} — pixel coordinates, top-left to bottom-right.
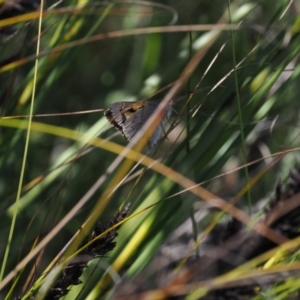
{"left": 1, "top": 0, "right": 300, "bottom": 298}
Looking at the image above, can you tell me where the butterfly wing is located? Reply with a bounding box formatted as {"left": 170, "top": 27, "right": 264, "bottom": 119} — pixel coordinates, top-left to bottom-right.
{"left": 105, "top": 100, "right": 171, "bottom": 148}
{"left": 104, "top": 102, "right": 134, "bottom": 134}
{"left": 122, "top": 102, "right": 164, "bottom": 148}
{"left": 105, "top": 102, "right": 125, "bottom": 126}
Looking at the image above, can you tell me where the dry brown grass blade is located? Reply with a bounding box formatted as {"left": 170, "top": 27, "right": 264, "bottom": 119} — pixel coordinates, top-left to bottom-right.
{"left": 0, "top": 129, "right": 295, "bottom": 291}
{"left": 113, "top": 262, "right": 300, "bottom": 299}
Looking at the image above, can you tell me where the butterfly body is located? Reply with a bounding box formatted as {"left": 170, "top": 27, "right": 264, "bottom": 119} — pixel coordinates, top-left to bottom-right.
{"left": 104, "top": 100, "right": 171, "bottom": 148}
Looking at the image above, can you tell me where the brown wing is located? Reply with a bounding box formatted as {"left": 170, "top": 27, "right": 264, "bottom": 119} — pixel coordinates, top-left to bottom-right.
{"left": 104, "top": 102, "right": 136, "bottom": 135}
{"left": 122, "top": 102, "right": 158, "bottom": 141}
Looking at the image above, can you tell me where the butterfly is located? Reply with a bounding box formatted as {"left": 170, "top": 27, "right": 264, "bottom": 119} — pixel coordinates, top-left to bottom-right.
{"left": 104, "top": 100, "right": 171, "bottom": 148}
